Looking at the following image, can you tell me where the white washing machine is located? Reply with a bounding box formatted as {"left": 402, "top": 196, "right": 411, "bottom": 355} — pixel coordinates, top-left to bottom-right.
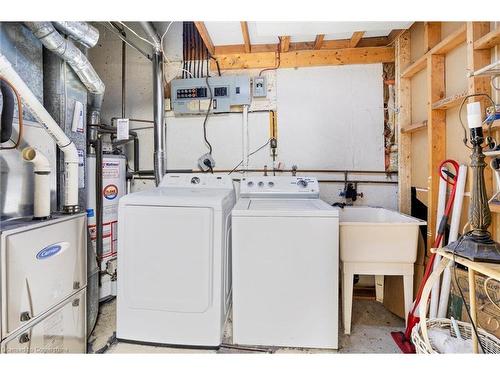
{"left": 232, "top": 176, "right": 339, "bottom": 349}
{"left": 117, "top": 174, "right": 236, "bottom": 347}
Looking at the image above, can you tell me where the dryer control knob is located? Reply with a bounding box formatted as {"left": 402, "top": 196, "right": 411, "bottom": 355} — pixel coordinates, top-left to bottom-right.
{"left": 258, "top": 181, "right": 265, "bottom": 187}
{"left": 247, "top": 181, "right": 254, "bottom": 187}
{"left": 297, "top": 179, "right": 308, "bottom": 187}
{"left": 191, "top": 177, "right": 201, "bottom": 184}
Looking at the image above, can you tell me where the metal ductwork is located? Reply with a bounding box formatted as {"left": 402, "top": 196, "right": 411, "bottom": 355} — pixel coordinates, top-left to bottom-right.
{"left": 140, "top": 22, "right": 165, "bottom": 185}
{"left": 24, "top": 22, "right": 105, "bottom": 126}
{"left": 53, "top": 21, "right": 99, "bottom": 48}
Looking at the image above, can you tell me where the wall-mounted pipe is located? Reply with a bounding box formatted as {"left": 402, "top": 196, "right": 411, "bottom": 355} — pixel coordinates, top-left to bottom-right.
{"left": 53, "top": 21, "right": 99, "bottom": 48}
{"left": 140, "top": 22, "right": 161, "bottom": 51}
{"left": 152, "top": 50, "right": 165, "bottom": 185}
{"left": 22, "top": 147, "right": 51, "bottom": 219}
{"left": 0, "top": 54, "right": 79, "bottom": 212}
{"left": 24, "top": 22, "right": 105, "bottom": 126}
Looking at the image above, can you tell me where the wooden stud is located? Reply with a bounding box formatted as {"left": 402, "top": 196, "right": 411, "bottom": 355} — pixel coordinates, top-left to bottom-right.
{"left": 424, "top": 22, "right": 442, "bottom": 51}
{"left": 194, "top": 22, "right": 215, "bottom": 56}
{"left": 280, "top": 36, "right": 291, "bottom": 53}
{"left": 349, "top": 31, "right": 365, "bottom": 48}
{"left": 240, "top": 22, "right": 251, "bottom": 53}
{"left": 474, "top": 27, "right": 500, "bottom": 50}
{"left": 314, "top": 34, "right": 325, "bottom": 50}
{"left": 401, "top": 24, "right": 466, "bottom": 79}
{"left": 426, "top": 53, "right": 446, "bottom": 251}
{"left": 211, "top": 46, "right": 395, "bottom": 70}
{"left": 466, "top": 22, "right": 496, "bottom": 238}
{"left": 387, "top": 29, "right": 405, "bottom": 45}
{"left": 396, "top": 30, "right": 412, "bottom": 214}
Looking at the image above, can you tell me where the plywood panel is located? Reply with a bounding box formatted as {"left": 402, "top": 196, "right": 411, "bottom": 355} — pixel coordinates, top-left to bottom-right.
{"left": 410, "top": 22, "right": 425, "bottom": 63}
{"left": 411, "top": 131, "right": 429, "bottom": 190}
{"left": 411, "top": 69, "right": 428, "bottom": 123}
{"left": 441, "top": 22, "right": 464, "bottom": 39}
{"left": 445, "top": 43, "right": 468, "bottom": 97}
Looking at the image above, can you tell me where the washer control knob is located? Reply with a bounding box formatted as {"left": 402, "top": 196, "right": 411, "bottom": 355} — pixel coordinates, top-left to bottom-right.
{"left": 191, "top": 177, "right": 200, "bottom": 184}
{"left": 268, "top": 181, "right": 275, "bottom": 187}
{"left": 258, "top": 181, "right": 265, "bottom": 187}
{"left": 247, "top": 181, "right": 254, "bottom": 187}
{"left": 297, "top": 179, "right": 308, "bottom": 188}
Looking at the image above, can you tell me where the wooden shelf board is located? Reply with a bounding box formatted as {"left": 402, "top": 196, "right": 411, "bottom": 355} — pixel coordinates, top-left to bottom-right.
{"left": 474, "top": 28, "right": 500, "bottom": 50}
{"left": 490, "top": 203, "right": 500, "bottom": 214}
{"left": 401, "top": 120, "right": 428, "bottom": 133}
{"left": 431, "top": 91, "right": 468, "bottom": 110}
{"left": 401, "top": 25, "right": 466, "bottom": 79}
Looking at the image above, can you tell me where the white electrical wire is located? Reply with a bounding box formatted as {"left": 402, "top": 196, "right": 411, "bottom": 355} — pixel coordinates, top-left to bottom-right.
{"left": 117, "top": 21, "right": 157, "bottom": 48}
{"left": 159, "top": 21, "right": 194, "bottom": 82}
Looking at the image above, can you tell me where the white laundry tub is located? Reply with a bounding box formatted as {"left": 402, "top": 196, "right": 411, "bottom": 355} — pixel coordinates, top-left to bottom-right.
{"left": 339, "top": 207, "right": 426, "bottom": 263}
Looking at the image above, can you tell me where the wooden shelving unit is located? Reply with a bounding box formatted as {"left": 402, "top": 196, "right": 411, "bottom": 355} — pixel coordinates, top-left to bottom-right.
{"left": 431, "top": 91, "right": 468, "bottom": 110}
{"left": 401, "top": 120, "right": 427, "bottom": 133}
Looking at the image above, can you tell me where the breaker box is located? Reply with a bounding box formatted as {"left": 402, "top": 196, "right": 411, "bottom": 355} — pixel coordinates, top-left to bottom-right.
{"left": 170, "top": 76, "right": 251, "bottom": 114}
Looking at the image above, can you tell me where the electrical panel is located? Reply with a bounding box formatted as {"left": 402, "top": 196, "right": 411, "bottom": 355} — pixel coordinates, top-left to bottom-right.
{"left": 252, "top": 76, "right": 267, "bottom": 98}
{"left": 170, "top": 76, "right": 251, "bottom": 114}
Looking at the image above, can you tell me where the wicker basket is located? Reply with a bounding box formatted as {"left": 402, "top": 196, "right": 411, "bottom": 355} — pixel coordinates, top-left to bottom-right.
{"left": 411, "top": 318, "right": 500, "bottom": 354}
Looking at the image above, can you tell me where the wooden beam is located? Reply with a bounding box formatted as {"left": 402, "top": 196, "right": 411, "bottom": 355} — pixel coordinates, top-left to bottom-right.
{"left": 387, "top": 29, "right": 405, "bottom": 45}
{"left": 213, "top": 36, "right": 389, "bottom": 55}
{"left": 396, "top": 30, "right": 412, "bottom": 214}
{"left": 240, "top": 22, "right": 251, "bottom": 53}
{"left": 401, "top": 120, "right": 427, "bottom": 134}
{"left": 424, "top": 22, "right": 442, "bottom": 51}
{"left": 211, "top": 46, "right": 395, "bottom": 70}
{"left": 427, "top": 53, "right": 446, "bottom": 250}
{"left": 314, "top": 34, "right": 325, "bottom": 50}
{"left": 349, "top": 31, "right": 365, "bottom": 48}
{"left": 401, "top": 24, "right": 466, "bottom": 79}
{"left": 474, "top": 27, "right": 500, "bottom": 50}
{"left": 280, "top": 36, "right": 291, "bottom": 53}
{"left": 194, "top": 22, "right": 215, "bottom": 56}
{"left": 431, "top": 91, "right": 468, "bottom": 110}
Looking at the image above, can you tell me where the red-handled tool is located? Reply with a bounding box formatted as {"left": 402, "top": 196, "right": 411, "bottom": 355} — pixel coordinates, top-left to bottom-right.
{"left": 391, "top": 159, "right": 460, "bottom": 353}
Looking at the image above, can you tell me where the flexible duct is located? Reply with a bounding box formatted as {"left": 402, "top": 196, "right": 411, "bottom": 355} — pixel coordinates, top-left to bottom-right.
{"left": 53, "top": 21, "right": 99, "bottom": 48}
{"left": 0, "top": 80, "right": 15, "bottom": 143}
{"left": 24, "top": 22, "right": 105, "bottom": 125}
{"left": 22, "top": 147, "right": 51, "bottom": 219}
{"left": 0, "top": 54, "right": 79, "bottom": 212}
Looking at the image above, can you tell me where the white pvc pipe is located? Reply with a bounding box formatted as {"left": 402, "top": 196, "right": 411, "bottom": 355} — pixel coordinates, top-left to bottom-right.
{"left": 429, "top": 167, "right": 448, "bottom": 318}
{"left": 437, "top": 164, "right": 468, "bottom": 318}
{"left": 22, "top": 147, "right": 51, "bottom": 218}
{"left": 242, "top": 105, "right": 249, "bottom": 174}
{"left": 0, "top": 54, "right": 79, "bottom": 210}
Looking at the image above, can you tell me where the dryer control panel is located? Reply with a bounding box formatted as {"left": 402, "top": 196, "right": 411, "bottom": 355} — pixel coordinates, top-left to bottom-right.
{"left": 239, "top": 176, "right": 319, "bottom": 198}
{"left": 160, "top": 174, "right": 234, "bottom": 189}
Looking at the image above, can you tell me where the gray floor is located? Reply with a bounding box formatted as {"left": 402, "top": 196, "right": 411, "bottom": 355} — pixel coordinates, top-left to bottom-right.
{"left": 88, "top": 298, "right": 404, "bottom": 354}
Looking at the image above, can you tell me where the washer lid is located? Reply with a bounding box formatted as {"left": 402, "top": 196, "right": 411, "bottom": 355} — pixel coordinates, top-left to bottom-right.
{"left": 232, "top": 198, "right": 339, "bottom": 217}
{"left": 120, "top": 187, "right": 235, "bottom": 210}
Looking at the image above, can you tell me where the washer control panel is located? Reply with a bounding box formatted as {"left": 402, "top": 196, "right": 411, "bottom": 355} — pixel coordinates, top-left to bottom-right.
{"left": 160, "top": 174, "right": 234, "bottom": 189}
{"left": 239, "top": 176, "right": 319, "bottom": 198}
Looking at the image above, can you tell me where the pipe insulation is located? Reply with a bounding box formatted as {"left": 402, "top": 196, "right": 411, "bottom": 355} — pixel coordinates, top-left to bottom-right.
{"left": 1, "top": 80, "right": 15, "bottom": 143}
{"left": 22, "top": 147, "right": 51, "bottom": 219}
{"left": 24, "top": 22, "right": 105, "bottom": 125}
{"left": 53, "top": 21, "right": 99, "bottom": 48}
{"left": 0, "top": 54, "right": 79, "bottom": 211}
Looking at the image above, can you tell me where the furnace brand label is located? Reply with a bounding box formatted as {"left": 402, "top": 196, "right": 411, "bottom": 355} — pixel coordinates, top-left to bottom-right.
{"left": 36, "top": 242, "right": 68, "bottom": 260}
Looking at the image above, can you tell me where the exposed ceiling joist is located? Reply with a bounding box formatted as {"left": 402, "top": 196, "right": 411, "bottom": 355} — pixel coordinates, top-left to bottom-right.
{"left": 211, "top": 46, "right": 395, "bottom": 70}
{"left": 280, "top": 36, "right": 291, "bottom": 52}
{"left": 194, "top": 21, "right": 215, "bottom": 56}
{"left": 349, "top": 31, "right": 365, "bottom": 48}
{"left": 313, "top": 34, "right": 325, "bottom": 50}
{"left": 240, "top": 21, "right": 251, "bottom": 53}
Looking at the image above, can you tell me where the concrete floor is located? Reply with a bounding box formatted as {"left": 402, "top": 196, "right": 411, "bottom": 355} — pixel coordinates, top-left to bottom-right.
{"left": 88, "top": 298, "right": 404, "bottom": 354}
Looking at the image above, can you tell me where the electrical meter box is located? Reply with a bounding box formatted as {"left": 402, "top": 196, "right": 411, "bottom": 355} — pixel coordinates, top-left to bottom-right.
{"left": 170, "top": 76, "right": 251, "bottom": 114}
